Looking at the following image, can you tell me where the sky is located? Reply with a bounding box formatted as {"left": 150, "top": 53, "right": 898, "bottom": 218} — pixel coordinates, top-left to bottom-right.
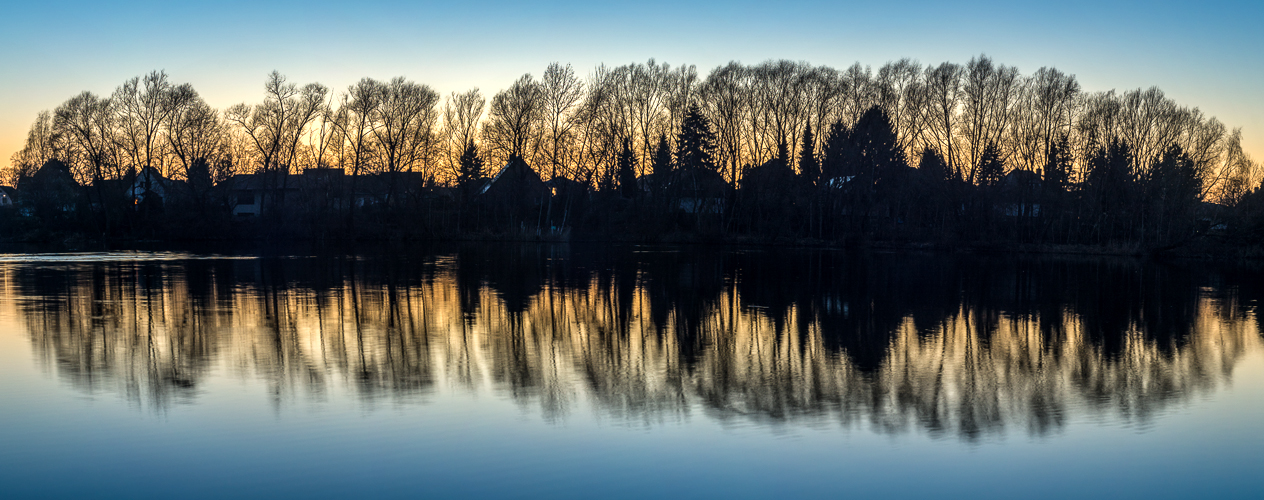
{"left": 1, "top": 0, "right": 1261, "bottom": 170}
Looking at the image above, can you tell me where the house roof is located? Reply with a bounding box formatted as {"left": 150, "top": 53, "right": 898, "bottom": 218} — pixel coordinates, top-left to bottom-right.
{"left": 481, "top": 158, "right": 544, "bottom": 196}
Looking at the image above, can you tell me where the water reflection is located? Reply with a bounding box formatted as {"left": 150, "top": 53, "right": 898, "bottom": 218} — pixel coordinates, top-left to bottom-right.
{"left": 7, "top": 246, "right": 1262, "bottom": 439}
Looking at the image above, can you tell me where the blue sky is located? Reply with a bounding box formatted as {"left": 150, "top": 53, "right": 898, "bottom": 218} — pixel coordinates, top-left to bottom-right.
{"left": 2, "top": 0, "right": 1261, "bottom": 167}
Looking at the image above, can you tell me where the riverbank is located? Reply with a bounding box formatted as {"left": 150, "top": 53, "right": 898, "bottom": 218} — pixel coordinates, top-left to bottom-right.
{"left": 4, "top": 226, "right": 1262, "bottom": 263}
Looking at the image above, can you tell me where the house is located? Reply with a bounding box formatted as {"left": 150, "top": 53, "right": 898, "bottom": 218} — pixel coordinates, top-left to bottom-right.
{"left": 0, "top": 186, "right": 15, "bottom": 208}
{"left": 480, "top": 157, "right": 548, "bottom": 199}
{"left": 1000, "top": 169, "right": 1042, "bottom": 217}
{"left": 129, "top": 167, "right": 170, "bottom": 208}
{"left": 18, "top": 158, "right": 80, "bottom": 216}
{"left": 225, "top": 174, "right": 267, "bottom": 216}
{"left": 675, "top": 168, "right": 730, "bottom": 214}
{"left": 480, "top": 157, "right": 549, "bottom": 203}
{"left": 637, "top": 168, "right": 730, "bottom": 214}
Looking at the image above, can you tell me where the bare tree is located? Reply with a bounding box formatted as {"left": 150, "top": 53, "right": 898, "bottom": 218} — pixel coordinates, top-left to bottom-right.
{"left": 332, "top": 78, "right": 381, "bottom": 179}
{"left": 113, "top": 71, "right": 194, "bottom": 178}
{"left": 165, "top": 95, "right": 223, "bottom": 180}
{"left": 876, "top": 59, "right": 925, "bottom": 157}
{"left": 840, "top": 63, "right": 875, "bottom": 127}
{"left": 960, "top": 55, "right": 1019, "bottom": 182}
{"left": 7, "top": 111, "right": 60, "bottom": 185}
{"left": 804, "top": 66, "right": 843, "bottom": 157}
{"left": 370, "top": 76, "right": 440, "bottom": 203}
{"left": 485, "top": 74, "right": 544, "bottom": 168}
{"left": 700, "top": 62, "right": 750, "bottom": 183}
{"left": 227, "top": 71, "right": 328, "bottom": 176}
{"left": 539, "top": 63, "right": 584, "bottom": 180}
{"left": 923, "top": 62, "right": 964, "bottom": 179}
{"left": 1010, "top": 67, "right": 1079, "bottom": 172}
{"left": 441, "top": 88, "right": 486, "bottom": 182}
{"left": 55, "top": 92, "right": 115, "bottom": 183}
{"left": 226, "top": 71, "right": 328, "bottom": 215}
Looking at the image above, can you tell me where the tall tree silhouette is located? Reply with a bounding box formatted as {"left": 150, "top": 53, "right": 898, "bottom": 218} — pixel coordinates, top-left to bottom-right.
{"left": 977, "top": 142, "right": 1004, "bottom": 188}
{"left": 456, "top": 139, "right": 485, "bottom": 198}
{"left": 917, "top": 147, "right": 949, "bottom": 183}
{"left": 798, "top": 123, "right": 819, "bottom": 186}
{"left": 821, "top": 121, "right": 851, "bottom": 183}
{"left": 618, "top": 138, "right": 638, "bottom": 198}
{"left": 1146, "top": 144, "right": 1201, "bottom": 243}
{"left": 676, "top": 104, "right": 717, "bottom": 172}
{"left": 651, "top": 133, "right": 673, "bottom": 177}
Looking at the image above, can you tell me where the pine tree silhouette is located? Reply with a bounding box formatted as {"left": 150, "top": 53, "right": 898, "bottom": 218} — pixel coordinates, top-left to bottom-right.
{"left": 821, "top": 121, "right": 851, "bottom": 182}
{"left": 651, "top": 133, "right": 673, "bottom": 177}
{"left": 977, "top": 142, "right": 1004, "bottom": 187}
{"left": 918, "top": 147, "right": 949, "bottom": 183}
{"left": 798, "top": 123, "right": 819, "bottom": 186}
{"left": 457, "top": 139, "right": 485, "bottom": 197}
{"left": 618, "top": 138, "right": 638, "bottom": 198}
{"left": 676, "top": 104, "right": 717, "bottom": 172}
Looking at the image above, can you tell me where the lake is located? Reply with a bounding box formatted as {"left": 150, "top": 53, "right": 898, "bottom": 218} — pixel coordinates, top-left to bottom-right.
{"left": 1, "top": 245, "right": 1261, "bottom": 499}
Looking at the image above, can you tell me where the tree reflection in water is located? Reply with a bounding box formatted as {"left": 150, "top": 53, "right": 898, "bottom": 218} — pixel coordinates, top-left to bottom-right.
{"left": 9, "top": 246, "right": 1263, "bottom": 440}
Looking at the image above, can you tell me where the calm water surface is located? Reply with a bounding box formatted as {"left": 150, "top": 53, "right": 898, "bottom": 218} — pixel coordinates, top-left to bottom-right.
{"left": 1, "top": 245, "right": 1261, "bottom": 499}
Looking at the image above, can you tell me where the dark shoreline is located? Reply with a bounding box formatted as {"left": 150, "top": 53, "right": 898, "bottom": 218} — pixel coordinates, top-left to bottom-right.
{"left": 3, "top": 230, "right": 1260, "bottom": 264}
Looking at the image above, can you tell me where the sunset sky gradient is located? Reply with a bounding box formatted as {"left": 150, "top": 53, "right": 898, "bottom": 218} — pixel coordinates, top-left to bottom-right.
{"left": 2, "top": 0, "right": 1260, "bottom": 170}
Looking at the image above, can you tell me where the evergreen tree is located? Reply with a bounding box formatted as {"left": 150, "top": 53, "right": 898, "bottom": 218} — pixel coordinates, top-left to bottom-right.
{"left": 798, "top": 123, "right": 819, "bottom": 185}
{"left": 651, "top": 133, "right": 673, "bottom": 177}
{"left": 850, "top": 107, "right": 905, "bottom": 191}
{"left": 976, "top": 142, "right": 1004, "bottom": 187}
{"left": 618, "top": 138, "right": 638, "bottom": 198}
{"left": 1042, "top": 134, "right": 1072, "bottom": 193}
{"left": 1147, "top": 143, "right": 1200, "bottom": 206}
{"left": 820, "top": 120, "right": 851, "bottom": 183}
{"left": 1087, "top": 138, "right": 1136, "bottom": 205}
{"left": 456, "top": 140, "right": 485, "bottom": 196}
{"left": 676, "top": 104, "right": 717, "bottom": 172}
{"left": 1146, "top": 143, "right": 1202, "bottom": 241}
{"left": 917, "top": 147, "right": 949, "bottom": 183}
{"left": 187, "top": 157, "right": 212, "bottom": 196}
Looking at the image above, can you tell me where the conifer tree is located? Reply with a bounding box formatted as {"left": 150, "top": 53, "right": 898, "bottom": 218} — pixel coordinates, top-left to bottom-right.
{"left": 651, "top": 133, "right": 673, "bottom": 177}
{"left": 1147, "top": 143, "right": 1200, "bottom": 206}
{"left": 1042, "top": 134, "right": 1072, "bottom": 193}
{"left": 456, "top": 139, "right": 485, "bottom": 195}
{"left": 917, "top": 147, "right": 949, "bottom": 183}
{"left": 976, "top": 142, "right": 1004, "bottom": 187}
{"left": 849, "top": 107, "right": 904, "bottom": 191}
{"left": 676, "top": 104, "right": 717, "bottom": 172}
{"left": 798, "top": 123, "right": 819, "bottom": 185}
{"left": 618, "top": 138, "right": 638, "bottom": 198}
{"left": 775, "top": 140, "right": 790, "bottom": 170}
{"left": 1087, "top": 138, "right": 1137, "bottom": 204}
{"left": 821, "top": 121, "right": 851, "bottom": 183}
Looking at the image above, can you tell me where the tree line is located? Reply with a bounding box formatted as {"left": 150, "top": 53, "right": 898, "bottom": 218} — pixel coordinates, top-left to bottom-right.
{"left": 6, "top": 56, "right": 1264, "bottom": 248}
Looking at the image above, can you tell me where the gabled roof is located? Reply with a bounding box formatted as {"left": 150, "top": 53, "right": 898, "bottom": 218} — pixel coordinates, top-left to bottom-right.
{"left": 481, "top": 157, "right": 544, "bottom": 196}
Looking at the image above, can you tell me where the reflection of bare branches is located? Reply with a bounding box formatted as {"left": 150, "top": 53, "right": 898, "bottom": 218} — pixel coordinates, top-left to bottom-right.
{"left": 8, "top": 253, "right": 1262, "bottom": 439}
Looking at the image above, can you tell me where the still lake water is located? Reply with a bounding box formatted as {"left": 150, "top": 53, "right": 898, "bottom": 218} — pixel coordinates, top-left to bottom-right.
{"left": 1, "top": 245, "right": 1261, "bottom": 499}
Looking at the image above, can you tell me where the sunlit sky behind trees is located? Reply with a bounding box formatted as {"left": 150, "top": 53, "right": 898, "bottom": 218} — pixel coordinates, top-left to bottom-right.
{"left": 2, "top": 0, "right": 1261, "bottom": 174}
